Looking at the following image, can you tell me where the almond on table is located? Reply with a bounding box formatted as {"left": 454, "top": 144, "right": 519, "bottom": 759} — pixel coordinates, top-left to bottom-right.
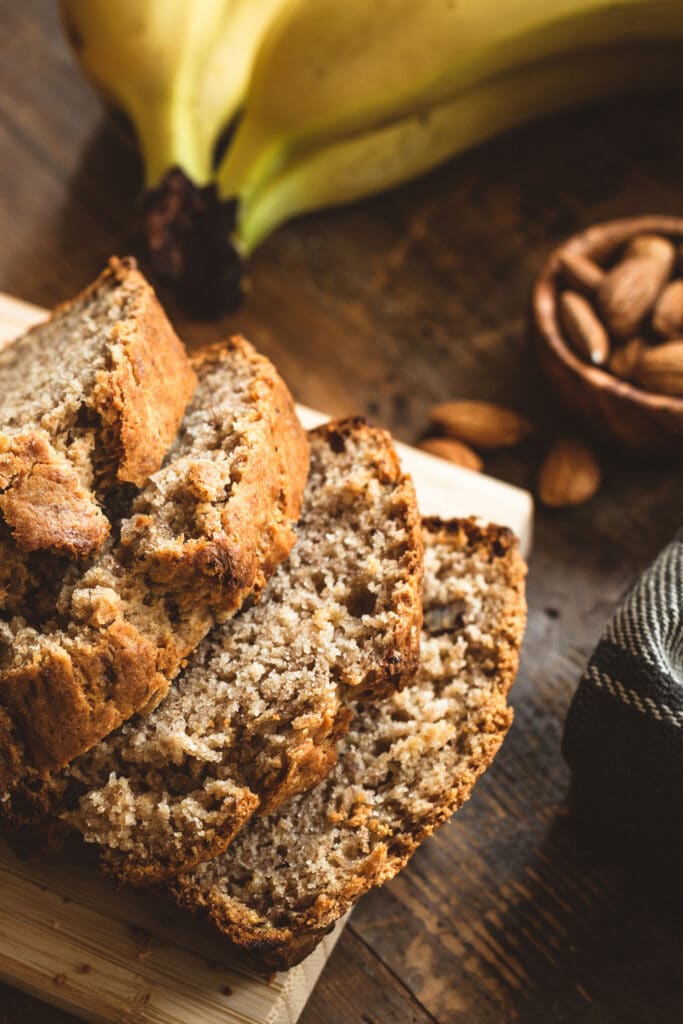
{"left": 418, "top": 436, "right": 483, "bottom": 471}
{"left": 429, "top": 400, "right": 533, "bottom": 450}
{"left": 537, "top": 438, "right": 601, "bottom": 508}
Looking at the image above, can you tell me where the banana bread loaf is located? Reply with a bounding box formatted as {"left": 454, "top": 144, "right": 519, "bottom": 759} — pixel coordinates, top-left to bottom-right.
{"left": 0, "top": 257, "right": 195, "bottom": 563}
{"left": 0, "top": 338, "right": 308, "bottom": 786}
{"left": 4, "top": 420, "right": 422, "bottom": 884}
{"left": 171, "top": 518, "right": 526, "bottom": 971}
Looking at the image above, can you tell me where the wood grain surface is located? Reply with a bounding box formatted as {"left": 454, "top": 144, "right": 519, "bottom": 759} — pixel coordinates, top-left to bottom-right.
{"left": 1, "top": 3, "right": 682, "bottom": 1023}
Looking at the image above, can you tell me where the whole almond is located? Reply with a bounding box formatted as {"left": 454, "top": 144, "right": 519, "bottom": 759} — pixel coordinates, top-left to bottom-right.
{"left": 418, "top": 437, "right": 483, "bottom": 472}
{"left": 430, "top": 400, "right": 533, "bottom": 450}
{"left": 559, "top": 290, "right": 610, "bottom": 365}
{"left": 652, "top": 279, "right": 683, "bottom": 339}
{"left": 625, "top": 233, "right": 676, "bottom": 272}
{"left": 633, "top": 340, "right": 683, "bottom": 396}
{"left": 537, "top": 439, "right": 601, "bottom": 508}
{"left": 558, "top": 251, "right": 604, "bottom": 294}
{"left": 598, "top": 256, "right": 671, "bottom": 340}
{"left": 608, "top": 337, "right": 646, "bottom": 381}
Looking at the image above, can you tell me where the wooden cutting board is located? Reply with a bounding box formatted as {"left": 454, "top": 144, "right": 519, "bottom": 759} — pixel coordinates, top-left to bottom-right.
{"left": 0, "top": 292, "right": 533, "bottom": 1024}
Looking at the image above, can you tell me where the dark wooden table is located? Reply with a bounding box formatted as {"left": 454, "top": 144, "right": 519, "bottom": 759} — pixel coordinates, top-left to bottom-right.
{"left": 1, "top": 4, "right": 682, "bottom": 1023}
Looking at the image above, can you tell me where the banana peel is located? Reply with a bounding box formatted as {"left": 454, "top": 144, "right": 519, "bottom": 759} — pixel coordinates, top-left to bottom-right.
{"left": 231, "top": 42, "right": 683, "bottom": 254}
{"left": 218, "top": 0, "right": 683, "bottom": 208}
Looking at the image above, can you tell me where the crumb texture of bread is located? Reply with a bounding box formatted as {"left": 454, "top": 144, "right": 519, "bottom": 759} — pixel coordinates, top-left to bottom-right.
{"left": 12, "top": 420, "right": 422, "bottom": 884}
{"left": 0, "top": 256, "right": 196, "bottom": 561}
{"left": 170, "top": 518, "right": 527, "bottom": 972}
{"left": 118, "top": 340, "right": 309, "bottom": 612}
{"left": 0, "top": 337, "right": 308, "bottom": 786}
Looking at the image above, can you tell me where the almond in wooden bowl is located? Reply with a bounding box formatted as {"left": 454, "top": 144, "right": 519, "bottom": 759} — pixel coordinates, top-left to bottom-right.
{"left": 531, "top": 216, "right": 683, "bottom": 456}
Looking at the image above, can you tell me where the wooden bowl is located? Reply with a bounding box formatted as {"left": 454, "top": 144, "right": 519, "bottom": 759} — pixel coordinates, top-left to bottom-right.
{"left": 532, "top": 215, "right": 683, "bottom": 456}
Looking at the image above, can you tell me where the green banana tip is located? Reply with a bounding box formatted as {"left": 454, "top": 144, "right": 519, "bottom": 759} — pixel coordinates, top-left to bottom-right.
{"left": 141, "top": 167, "right": 244, "bottom": 317}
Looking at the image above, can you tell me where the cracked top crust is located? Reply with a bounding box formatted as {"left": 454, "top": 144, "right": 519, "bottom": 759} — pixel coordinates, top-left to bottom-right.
{"left": 0, "top": 337, "right": 309, "bottom": 787}
{"left": 4, "top": 419, "right": 422, "bottom": 885}
{"left": 0, "top": 256, "right": 196, "bottom": 561}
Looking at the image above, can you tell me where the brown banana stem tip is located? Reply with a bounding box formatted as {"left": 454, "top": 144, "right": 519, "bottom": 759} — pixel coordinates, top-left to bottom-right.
{"left": 142, "top": 167, "right": 243, "bottom": 316}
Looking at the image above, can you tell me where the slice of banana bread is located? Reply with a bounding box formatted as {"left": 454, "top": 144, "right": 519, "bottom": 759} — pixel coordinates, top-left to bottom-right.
{"left": 0, "top": 257, "right": 196, "bottom": 562}
{"left": 0, "top": 338, "right": 308, "bottom": 787}
{"left": 6, "top": 420, "right": 422, "bottom": 883}
{"left": 170, "top": 518, "right": 526, "bottom": 972}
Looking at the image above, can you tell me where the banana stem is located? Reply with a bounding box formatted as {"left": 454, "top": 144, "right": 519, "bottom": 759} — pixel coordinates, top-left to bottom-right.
{"left": 142, "top": 168, "right": 243, "bottom": 314}
{"left": 132, "top": 95, "right": 244, "bottom": 312}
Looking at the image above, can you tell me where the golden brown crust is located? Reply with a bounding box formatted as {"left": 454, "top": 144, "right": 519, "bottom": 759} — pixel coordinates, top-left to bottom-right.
{"left": 0, "top": 434, "right": 109, "bottom": 558}
{"left": 0, "top": 620, "right": 166, "bottom": 783}
{"left": 170, "top": 517, "right": 527, "bottom": 972}
{"left": 256, "top": 703, "right": 353, "bottom": 818}
{"left": 89, "top": 257, "right": 197, "bottom": 489}
{"left": 104, "top": 796, "right": 261, "bottom": 888}
{"left": 0, "top": 257, "right": 196, "bottom": 562}
{"left": 121, "top": 337, "right": 309, "bottom": 618}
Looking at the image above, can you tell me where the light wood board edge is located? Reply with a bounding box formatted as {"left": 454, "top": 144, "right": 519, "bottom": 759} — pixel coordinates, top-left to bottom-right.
{"left": 0, "top": 839, "right": 346, "bottom": 1024}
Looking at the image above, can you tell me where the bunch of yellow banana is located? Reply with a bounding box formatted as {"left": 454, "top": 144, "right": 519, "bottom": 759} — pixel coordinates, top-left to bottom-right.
{"left": 61, "top": 0, "right": 683, "bottom": 308}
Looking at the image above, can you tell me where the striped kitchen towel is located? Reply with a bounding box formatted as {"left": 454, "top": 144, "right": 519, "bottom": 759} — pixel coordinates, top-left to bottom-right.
{"left": 563, "top": 530, "right": 683, "bottom": 841}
